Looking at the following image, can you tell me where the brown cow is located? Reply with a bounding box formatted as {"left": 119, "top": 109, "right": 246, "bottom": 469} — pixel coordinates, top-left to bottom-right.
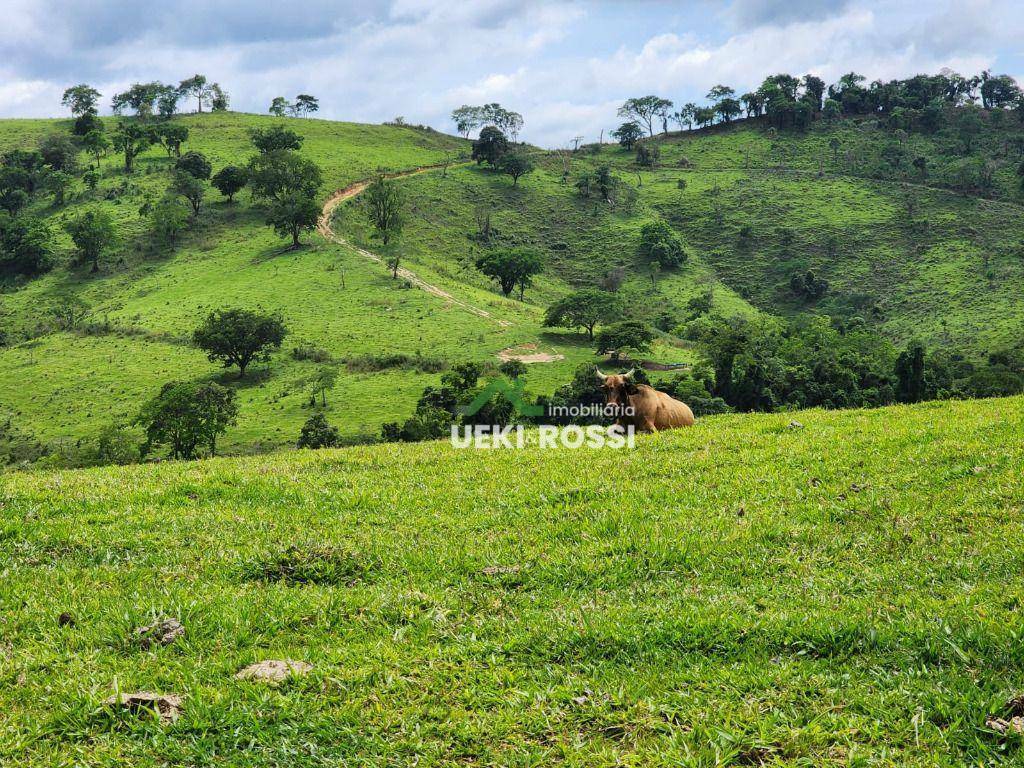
{"left": 596, "top": 368, "right": 695, "bottom": 432}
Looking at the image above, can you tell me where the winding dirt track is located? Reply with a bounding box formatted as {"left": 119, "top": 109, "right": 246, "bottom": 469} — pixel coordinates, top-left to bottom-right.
{"left": 318, "top": 163, "right": 502, "bottom": 322}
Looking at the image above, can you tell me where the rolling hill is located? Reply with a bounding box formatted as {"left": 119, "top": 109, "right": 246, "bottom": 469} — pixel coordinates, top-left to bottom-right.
{"left": 2, "top": 107, "right": 1024, "bottom": 462}
{"left": 0, "top": 113, "right": 599, "bottom": 458}
{"left": 3, "top": 395, "right": 1024, "bottom": 766}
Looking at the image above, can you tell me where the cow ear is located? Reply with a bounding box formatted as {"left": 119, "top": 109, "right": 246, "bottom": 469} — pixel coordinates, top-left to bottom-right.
{"left": 625, "top": 382, "right": 639, "bottom": 395}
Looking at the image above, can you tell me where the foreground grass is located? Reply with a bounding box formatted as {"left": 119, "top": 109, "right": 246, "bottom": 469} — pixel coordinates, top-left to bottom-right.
{"left": 3, "top": 395, "right": 1024, "bottom": 765}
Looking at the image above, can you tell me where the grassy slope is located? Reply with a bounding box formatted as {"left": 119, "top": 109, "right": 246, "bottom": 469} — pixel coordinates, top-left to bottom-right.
{"left": 339, "top": 117, "right": 1024, "bottom": 356}
{"left": 634, "top": 121, "right": 1024, "bottom": 349}
{"left": 0, "top": 114, "right": 600, "bottom": 452}
{"left": 3, "top": 395, "right": 1024, "bottom": 766}
{"left": 4, "top": 111, "right": 1024, "bottom": 457}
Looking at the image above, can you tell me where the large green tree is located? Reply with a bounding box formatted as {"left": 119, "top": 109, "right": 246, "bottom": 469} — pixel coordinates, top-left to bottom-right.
{"left": 471, "top": 126, "right": 508, "bottom": 166}
{"left": 112, "top": 122, "right": 156, "bottom": 173}
{"left": 638, "top": 219, "right": 687, "bottom": 268}
{"left": 611, "top": 121, "right": 643, "bottom": 149}
{"left": 175, "top": 151, "right": 211, "bottom": 179}
{"left": 61, "top": 84, "right": 101, "bottom": 117}
{"left": 496, "top": 151, "right": 534, "bottom": 186}
{"left": 543, "top": 289, "right": 622, "bottom": 339}
{"left": 0, "top": 213, "right": 52, "bottom": 277}
{"left": 618, "top": 95, "right": 673, "bottom": 137}
{"left": 475, "top": 247, "right": 543, "bottom": 300}
{"left": 211, "top": 165, "right": 248, "bottom": 201}
{"left": 139, "top": 380, "right": 238, "bottom": 459}
{"left": 193, "top": 308, "right": 287, "bottom": 378}
{"left": 266, "top": 192, "right": 319, "bottom": 247}
{"left": 249, "top": 126, "right": 303, "bottom": 154}
{"left": 595, "top": 320, "right": 654, "bottom": 356}
{"left": 178, "top": 74, "right": 210, "bottom": 112}
{"left": 65, "top": 208, "right": 117, "bottom": 272}
{"left": 247, "top": 150, "right": 321, "bottom": 201}
{"left": 172, "top": 170, "right": 206, "bottom": 217}
{"left": 156, "top": 123, "right": 188, "bottom": 158}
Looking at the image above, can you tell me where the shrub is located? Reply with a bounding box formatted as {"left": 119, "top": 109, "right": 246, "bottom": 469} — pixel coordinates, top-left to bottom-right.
{"left": 297, "top": 414, "right": 341, "bottom": 449}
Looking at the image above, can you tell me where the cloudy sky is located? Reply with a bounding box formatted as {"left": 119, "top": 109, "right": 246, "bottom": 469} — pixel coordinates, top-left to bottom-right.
{"left": 2, "top": 0, "right": 1023, "bottom": 146}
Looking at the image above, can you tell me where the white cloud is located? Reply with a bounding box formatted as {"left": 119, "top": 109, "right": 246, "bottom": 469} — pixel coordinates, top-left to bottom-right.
{"left": 0, "top": 1, "right": 1021, "bottom": 146}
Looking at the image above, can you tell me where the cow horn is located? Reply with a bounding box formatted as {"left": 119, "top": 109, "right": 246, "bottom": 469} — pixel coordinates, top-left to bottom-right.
{"left": 595, "top": 368, "right": 608, "bottom": 381}
{"left": 623, "top": 368, "right": 636, "bottom": 379}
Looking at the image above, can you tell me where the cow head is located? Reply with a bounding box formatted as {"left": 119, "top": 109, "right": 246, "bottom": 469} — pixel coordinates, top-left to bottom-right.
{"left": 596, "top": 368, "right": 637, "bottom": 416}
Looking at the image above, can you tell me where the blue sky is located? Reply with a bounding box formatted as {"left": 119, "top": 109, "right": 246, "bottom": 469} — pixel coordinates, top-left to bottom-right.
{"left": 2, "top": 0, "right": 1023, "bottom": 146}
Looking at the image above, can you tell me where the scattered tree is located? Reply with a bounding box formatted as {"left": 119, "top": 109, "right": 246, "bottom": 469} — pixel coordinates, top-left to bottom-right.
{"left": 0, "top": 212, "right": 52, "bottom": 277}
{"left": 364, "top": 175, "right": 404, "bottom": 270}
{"left": 175, "top": 150, "right": 211, "bottom": 179}
{"left": 82, "top": 129, "right": 110, "bottom": 164}
{"left": 292, "top": 94, "right": 319, "bottom": 117}
{"left": 178, "top": 74, "right": 210, "bottom": 112}
{"left": 638, "top": 219, "right": 687, "bottom": 268}
{"left": 138, "top": 380, "right": 238, "bottom": 459}
{"left": 38, "top": 133, "right": 79, "bottom": 173}
{"left": 595, "top": 320, "right": 654, "bottom": 356}
{"left": 111, "top": 122, "right": 156, "bottom": 173}
{"left": 155, "top": 123, "right": 188, "bottom": 157}
{"left": 156, "top": 84, "right": 180, "bottom": 117}
{"left": 209, "top": 83, "right": 229, "bottom": 111}
{"left": 309, "top": 366, "right": 338, "bottom": 407}
{"left": 65, "top": 208, "right": 116, "bottom": 272}
{"left": 496, "top": 151, "right": 534, "bottom": 186}
{"left": 172, "top": 170, "right": 206, "bottom": 217}
{"left": 472, "top": 126, "right": 508, "bottom": 166}
{"left": 111, "top": 82, "right": 165, "bottom": 118}
{"left": 269, "top": 97, "right": 291, "bottom": 116}
{"left": 789, "top": 269, "right": 828, "bottom": 301}
{"left": 475, "top": 247, "right": 543, "bottom": 300}
{"left": 249, "top": 125, "right": 303, "bottom": 154}
{"left": 611, "top": 121, "right": 643, "bottom": 149}
{"left": 247, "top": 150, "right": 321, "bottom": 201}
{"left": 451, "top": 105, "right": 483, "bottom": 137}
{"left": 193, "top": 308, "right": 287, "bottom": 378}
{"left": 266, "top": 191, "right": 319, "bottom": 248}
{"left": 618, "top": 95, "right": 673, "bottom": 137}
{"left": 61, "top": 84, "right": 101, "bottom": 118}
{"left": 149, "top": 196, "right": 190, "bottom": 245}
{"left": 543, "top": 289, "right": 622, "bottom": 339}
{"left": 44, "top": 170, "right": 72, "bottom": 206}
{"left": 211, "top": 165, "right": 248, "bottom": 201}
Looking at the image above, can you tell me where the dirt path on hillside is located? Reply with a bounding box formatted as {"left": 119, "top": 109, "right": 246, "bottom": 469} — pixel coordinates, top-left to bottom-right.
{"left": 318, "top": 163, "right": 509, "bottom": 324}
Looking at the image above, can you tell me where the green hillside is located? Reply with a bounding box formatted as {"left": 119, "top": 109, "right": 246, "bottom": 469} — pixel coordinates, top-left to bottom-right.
{"left": 0, "top": 114, "right": 601, "bottom": 458}
{"left": 3, "top": 107, "right": 1024, "bottom": 463}
{"left": 4, "top": 395, "right": 1024, "bottom": 766}
{"left": 333, "top": 117, "right": 1024, "bottom": 351}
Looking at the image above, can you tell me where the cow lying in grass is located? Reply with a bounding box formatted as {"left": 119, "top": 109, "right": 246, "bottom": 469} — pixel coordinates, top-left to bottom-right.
{"left": 596, "top": 368, "right": 695, "bottom": 432}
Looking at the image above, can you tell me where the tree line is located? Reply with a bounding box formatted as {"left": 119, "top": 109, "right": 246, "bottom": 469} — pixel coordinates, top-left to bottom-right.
{"left": 610, "top": 69, "right": 1024, "bottom": 145}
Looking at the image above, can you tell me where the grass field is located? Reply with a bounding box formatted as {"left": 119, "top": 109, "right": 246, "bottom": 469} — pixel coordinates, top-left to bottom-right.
{"left": 2, "top": 394, "right": 1024, "bottom": 765}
